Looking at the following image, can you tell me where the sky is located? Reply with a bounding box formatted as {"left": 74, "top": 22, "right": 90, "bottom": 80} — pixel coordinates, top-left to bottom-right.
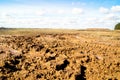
{"left": 0, "top": 0, "right": 120, "bottom": 29}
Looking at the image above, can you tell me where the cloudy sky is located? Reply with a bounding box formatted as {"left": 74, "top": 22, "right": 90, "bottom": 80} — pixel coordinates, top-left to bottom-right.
{"left": 0, "top": 0, "right": 120, "bottom": 29}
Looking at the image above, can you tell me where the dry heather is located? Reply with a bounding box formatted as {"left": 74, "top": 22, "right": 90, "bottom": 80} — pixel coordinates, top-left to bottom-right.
{"left": 0, "top": 29, "right": 120, "bottom": 80}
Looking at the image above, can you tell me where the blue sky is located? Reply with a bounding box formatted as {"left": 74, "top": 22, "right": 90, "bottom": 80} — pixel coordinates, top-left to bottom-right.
{"left": 0, "top": 0, "right": 120, "bottom": 29}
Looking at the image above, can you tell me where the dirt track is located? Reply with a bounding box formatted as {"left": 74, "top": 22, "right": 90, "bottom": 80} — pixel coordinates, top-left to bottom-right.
{"left": 0, "top": 30, "right": 120, "bottom": 80}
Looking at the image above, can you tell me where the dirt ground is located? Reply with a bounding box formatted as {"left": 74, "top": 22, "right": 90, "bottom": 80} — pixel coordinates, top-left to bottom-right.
{"left": 0, "top": 29, "right": 120, "bottom": 80}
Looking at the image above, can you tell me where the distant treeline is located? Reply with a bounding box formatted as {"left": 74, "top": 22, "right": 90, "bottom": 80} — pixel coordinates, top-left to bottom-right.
{"left": 0, "top": 27, "right": 14, "bottom": 30}
{"left": 0, "top": 27, "right": 8, "bottom": 30}
{"left": 77, "top": 28, "right": 110, "bottom": 31}
{"left": 86, "top": 28, "right": 110, "bottom": 31}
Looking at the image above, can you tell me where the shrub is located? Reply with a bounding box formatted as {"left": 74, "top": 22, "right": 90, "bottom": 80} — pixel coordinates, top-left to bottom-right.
{"left": 114, "top": 23, "right": 120, "bottom": 30}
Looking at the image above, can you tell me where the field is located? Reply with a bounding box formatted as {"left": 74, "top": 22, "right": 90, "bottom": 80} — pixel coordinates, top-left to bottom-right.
{"left": 0, "top": 28, "right": 120, "bottom": 80}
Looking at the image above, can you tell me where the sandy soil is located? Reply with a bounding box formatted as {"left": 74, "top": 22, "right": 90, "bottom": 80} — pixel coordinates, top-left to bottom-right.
{"left": 0, "top": 30, "right": 120, "bottom": 80}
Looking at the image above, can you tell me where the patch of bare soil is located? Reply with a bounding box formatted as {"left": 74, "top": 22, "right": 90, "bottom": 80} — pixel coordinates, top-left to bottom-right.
{"left": 0, "top": 32, "right": 120, "bottom": 80}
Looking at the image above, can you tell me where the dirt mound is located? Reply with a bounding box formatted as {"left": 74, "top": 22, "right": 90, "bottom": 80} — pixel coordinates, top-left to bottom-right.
{"left": 0, "top": 32, "right": 120, "bottom": 80}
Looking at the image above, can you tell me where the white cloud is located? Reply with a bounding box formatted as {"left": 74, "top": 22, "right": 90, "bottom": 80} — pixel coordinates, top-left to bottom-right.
{"left": 34, "top": 10, "right": 46, "bottom": 16}
{"left": 1, "top": 5, "right": 119, "bottom": 29}
{"left": 105, "top": 13, "right": 120, "bottom": 21}
{"left": 87, "top": 17, "right": 97, "bottom": 21}
{"left": 111, "top": 5, "right": 120, "bottom": 12}
{"left": 97, "top": 6, "right": 120, "bottom": 29}
{"left": 99, "top": 7, "right": 109, "bottom": 14}
{"left": 105, "top": 14, "right": 115, "bottom": 20}
{"left": 72, "top": 8, "right": 84, "bottom": 15}
{"left": 57, "top": 10, "right": 65, "bottom": 14}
